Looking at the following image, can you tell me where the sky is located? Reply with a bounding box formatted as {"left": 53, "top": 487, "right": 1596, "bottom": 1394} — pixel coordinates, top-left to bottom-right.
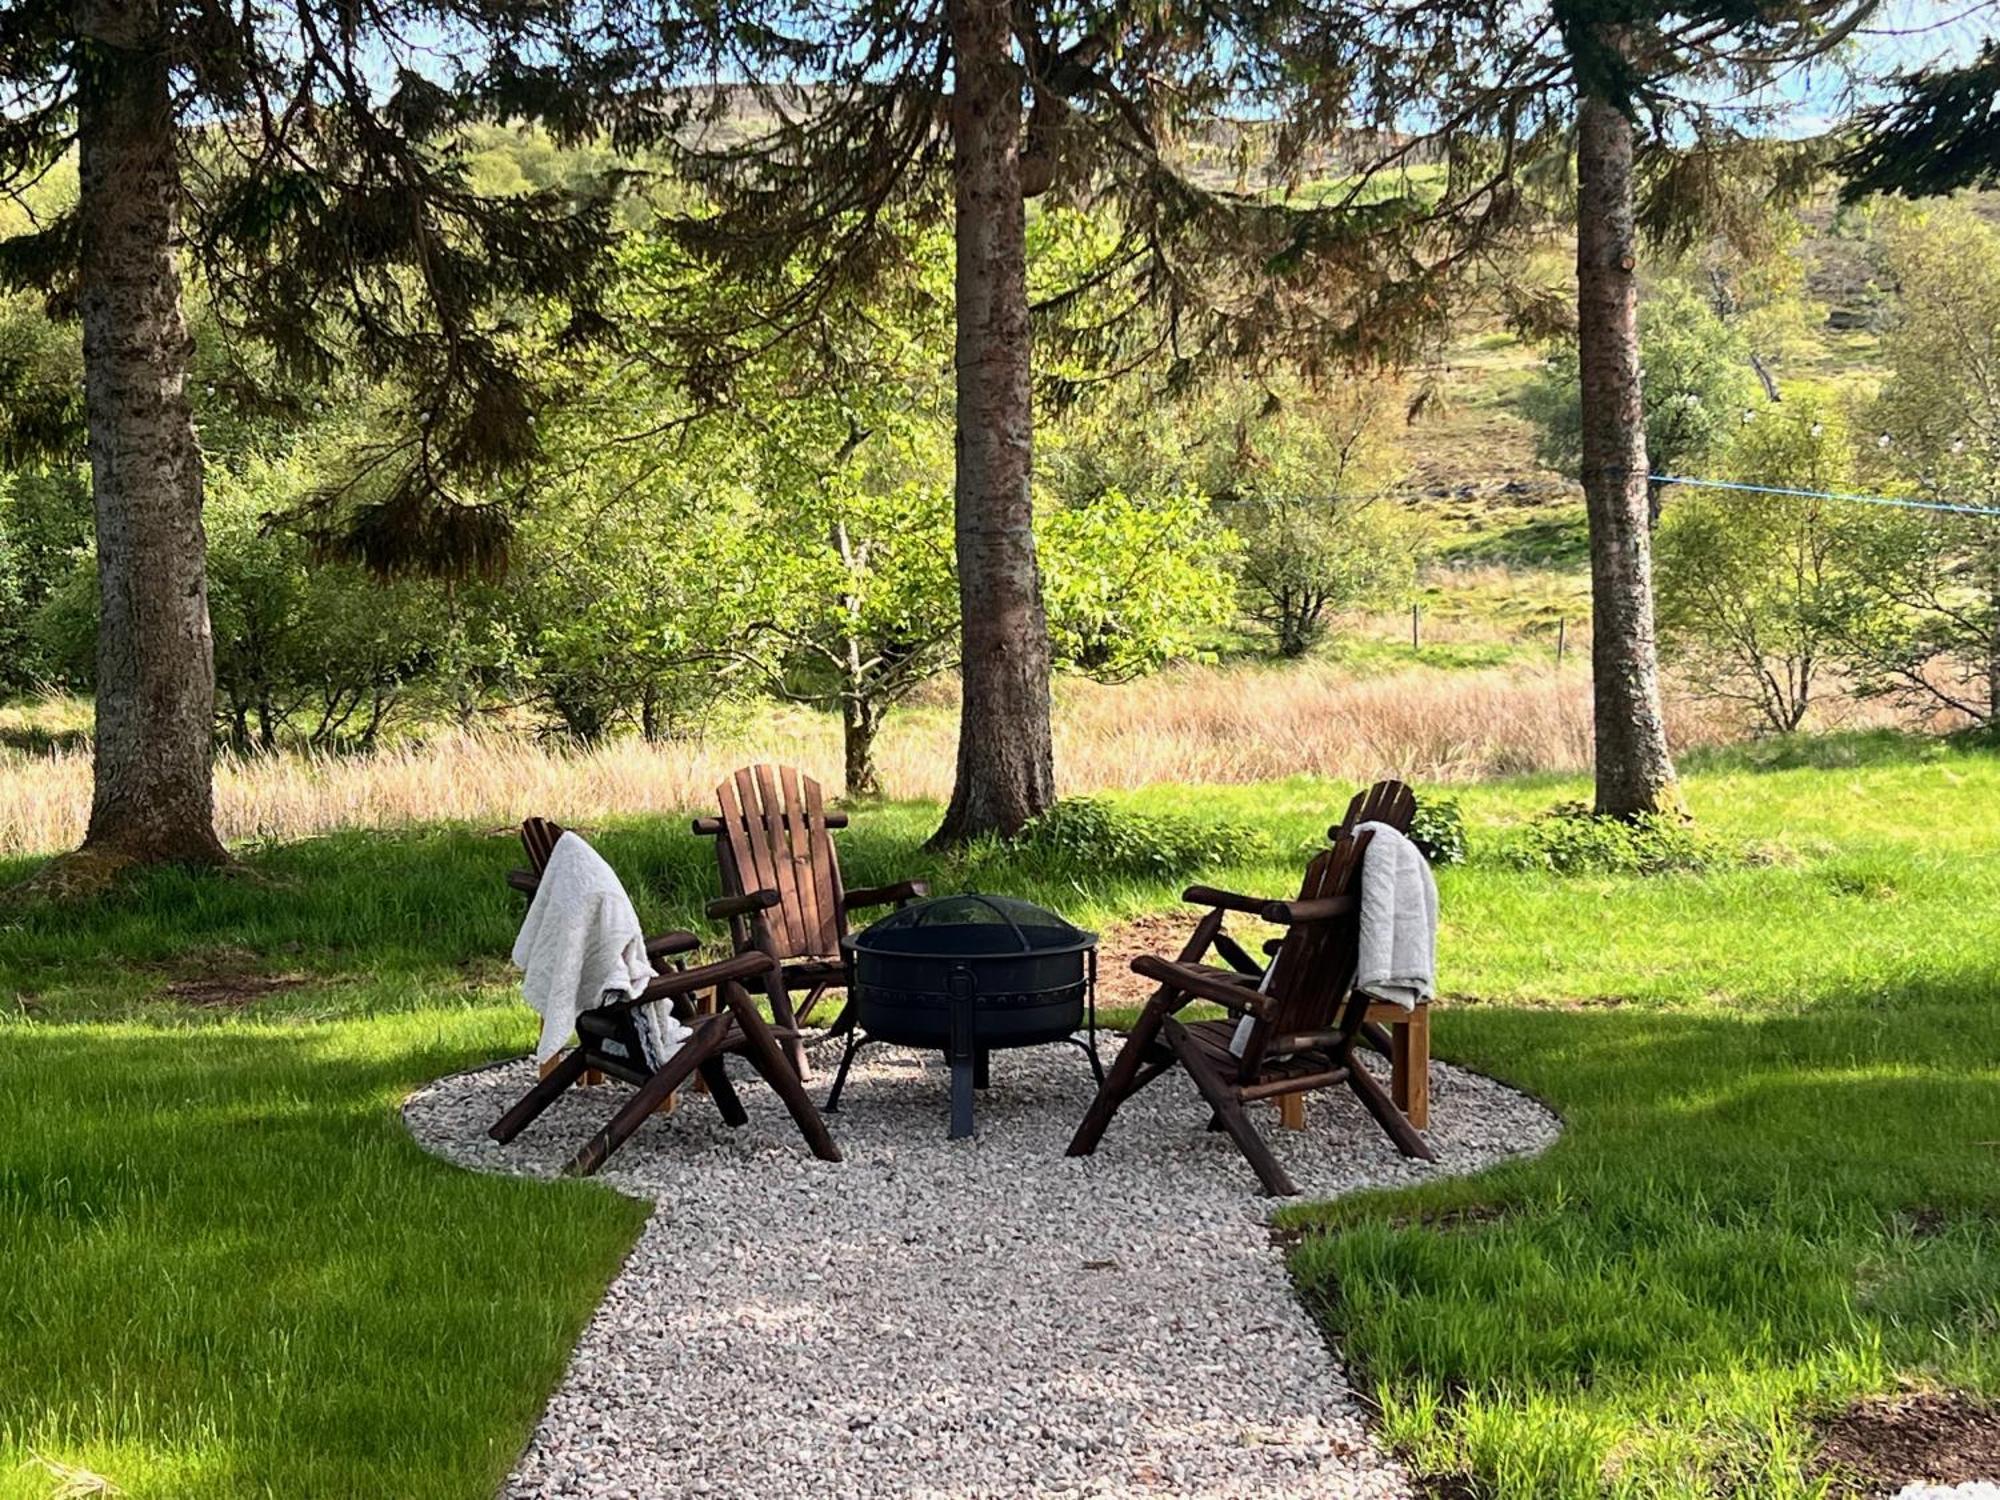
{"left": 1755, "top": 0, "right": 1995, "bottom": 134}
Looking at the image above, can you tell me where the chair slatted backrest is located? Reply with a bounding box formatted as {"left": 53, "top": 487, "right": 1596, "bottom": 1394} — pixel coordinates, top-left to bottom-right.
{"left": 1238, "top": 830, "right": 1372, "bottom": 1078}
{"left": 1335, "top": 779, "right": 1415, "bottom": 837}
{"left": 521, "top": 817, "right": 564, "bottom": 874}
{"left": 713, "top": 765, "right": 846, "bottom": 961}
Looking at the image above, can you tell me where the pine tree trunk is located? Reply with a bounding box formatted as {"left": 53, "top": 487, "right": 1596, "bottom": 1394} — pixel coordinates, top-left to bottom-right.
{"left": 73, "top": 0, "right": 227, "bottom": 869}
{"left": 929, "top": 0, "right": 1057, "bottom": 846}
{"left": 1575, "top": 82, "right": 1681, "bottom": 819}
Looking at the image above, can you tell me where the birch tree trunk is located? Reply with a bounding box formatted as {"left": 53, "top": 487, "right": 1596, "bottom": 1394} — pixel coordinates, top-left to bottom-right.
{"left": 1575, "top": 80, "right": 1682, "bottom": 819}
{"left": 930, "top": 0, "right": 1057, "bottom": 844}
{"left": 64, "top": 0, "right": 226, "bottom": 871}
{"left": 842, "top": 695, "right": 882, "bottom": 799}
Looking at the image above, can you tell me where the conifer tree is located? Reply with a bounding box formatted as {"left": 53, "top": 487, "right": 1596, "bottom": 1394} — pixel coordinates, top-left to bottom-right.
{"left": 646, "top": 0, "right": 1538, "bottom": 840}
{"left": 0, "top": 0, "right": 674, "bottom": 880}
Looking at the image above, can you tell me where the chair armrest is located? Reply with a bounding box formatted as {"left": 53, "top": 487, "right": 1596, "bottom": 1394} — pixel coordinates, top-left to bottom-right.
{"left": 843, "top": 878, "right": 930, "bottom": 912}
{"left": 1130, "top": 954, "right": 1269, "bottom": 1016}
{"left": 506, "top": 869, "right": 540, "bottom": 896}
{"left": 630, "top": 949, "right": 777, "bottom": 1005}
{"left": 706, "top": 888, "right": 782, "bottom": 921}
{"left": 1181, "top": 884, "right": 1274, "bottom": 916}
{"left": 692, "top": 812, "right": 850, "bottom": 835}
{"left": 644, "top": 931, "right": 702, "bottom": 962}
{"left": 1259, "top": 894, "right": 1357, "bottom": 925}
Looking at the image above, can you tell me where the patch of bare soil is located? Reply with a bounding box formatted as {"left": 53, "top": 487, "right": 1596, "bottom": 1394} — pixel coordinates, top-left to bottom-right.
{"left": 154, "top": 948, "right": 317, "bottom": 1009}
{"left": 161, "top": 973, "right": 314, "bottom": 1009}
{"left": 1817, "top": 1393, "right": 2000, "bottom": 1496}
{"left": 1092, "top": 912, "right": 1216, "bottom": 1013}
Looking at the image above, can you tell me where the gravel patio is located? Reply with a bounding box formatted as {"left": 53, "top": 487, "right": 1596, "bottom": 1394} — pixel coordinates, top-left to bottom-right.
{"left": 405, "top": 1037, "right": 1560, "bottom": 1499}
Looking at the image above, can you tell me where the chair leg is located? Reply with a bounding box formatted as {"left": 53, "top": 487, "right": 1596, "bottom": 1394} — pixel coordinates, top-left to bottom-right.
{"left": 1358, "top": 1019, "right": 1395, "bottom": 1059}
{"left": 565, "top": 1034, "right": 713, "bottom": 1177}
{"left": 1345, "top": 1048, "right": 1437, "bottom": 1161}
{"left": 725, "top": 984, "right": 842, "bottom": 1163}
{"left": 793, "top": 979, "right": 831, "bottom": 1029}
{"left": 491, "top": 1047, "right": 591, "bottom": 1143}
{"left": 1393, "top": 1006, "right": 1430, "bottom": 1130}
{"left": 783, "top": 979, "right": 830, "bottom": 1080}
{"left": 1166, "top": 1019, "right": 1299, "bottom": 1196}
{"left": 1066, "top": 992, "right": 1176, "bottom": 1158}
{"left": 699, "top": 1055, "right": 749, "bottom": 1127}
{"left": 757, "top": 969, "right": 812, "bottom": 1081}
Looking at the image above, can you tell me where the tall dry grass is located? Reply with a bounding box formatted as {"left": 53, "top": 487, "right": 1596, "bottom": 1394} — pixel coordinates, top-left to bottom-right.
{"left": 0, "top": 661, "right": 1902, "bottom": 857}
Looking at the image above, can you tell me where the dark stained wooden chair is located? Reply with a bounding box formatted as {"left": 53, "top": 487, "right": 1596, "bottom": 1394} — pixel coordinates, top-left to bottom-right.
{"left": 694, "top": 765, "right": 928, "bottom": 1071}
{"left": 1157, "top": 780, "right": 1431, "bottom": 1129}
{"left": 1329, "top": 780, "right": 1430, "bottom": 1124}
{"left": 1066, "top": 829, "right": 1436, "bottom": 1196}
{"left": 488, "top": 946, "right": 840, "bottom": 1177}
{"left": 506, "top": 817, "right": 704, "bottom": 1095}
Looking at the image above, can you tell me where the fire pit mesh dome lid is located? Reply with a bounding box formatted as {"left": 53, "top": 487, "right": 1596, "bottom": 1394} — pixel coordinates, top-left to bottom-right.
{"left": 846, "top": 892, "right": 1094, "bottom": 954}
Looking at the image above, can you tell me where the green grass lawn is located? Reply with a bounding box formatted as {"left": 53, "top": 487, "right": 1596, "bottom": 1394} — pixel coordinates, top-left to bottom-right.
{"left": 2, "top": 734, "right": 1997, "bottom": 1496}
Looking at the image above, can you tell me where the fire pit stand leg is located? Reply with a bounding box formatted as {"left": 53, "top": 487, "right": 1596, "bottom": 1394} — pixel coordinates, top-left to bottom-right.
{"left": 947, "top": 980, "right": 978, "bottom": 1139}
{"left": 822, "top": 1028, "right": 870, "bottom": 1114}
{"left": 1070, "top": 950, "right": 1106, "bottom": 1085}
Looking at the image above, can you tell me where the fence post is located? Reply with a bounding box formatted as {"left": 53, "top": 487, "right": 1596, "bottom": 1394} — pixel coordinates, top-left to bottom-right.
{"left": 1556, "top": 617, "right": 1566, "bottom": 664}
{"left": 1410, "top": 602, "right": 1420, "bottom": 652}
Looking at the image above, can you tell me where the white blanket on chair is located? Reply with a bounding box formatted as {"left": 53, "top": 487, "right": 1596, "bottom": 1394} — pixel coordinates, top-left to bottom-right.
{"left": 511, "top": 831, "right": 689, "bottom": 1068}
{"left": 1351, "top": 821, "right": 1437, "bottom": 1011}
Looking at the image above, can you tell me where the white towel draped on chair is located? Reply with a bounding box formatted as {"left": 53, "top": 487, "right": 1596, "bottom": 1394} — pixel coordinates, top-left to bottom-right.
{"left": 1349, "top": 820, "right": 1438, "bottom": 1011}
{"left": 511, "top": 831, "right": 690, "bottom": 1068}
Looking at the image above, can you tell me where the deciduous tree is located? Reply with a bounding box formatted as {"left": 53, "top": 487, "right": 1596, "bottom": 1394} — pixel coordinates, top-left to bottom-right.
{"left": 1656, "top": 389, "right": 1863, "bottom": 732}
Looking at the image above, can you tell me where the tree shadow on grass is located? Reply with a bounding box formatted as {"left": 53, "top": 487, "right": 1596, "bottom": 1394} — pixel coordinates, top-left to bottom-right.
{"left": 1283, "top": 978, "right": 2000, "bottom": 1498}
{"left": 1679, "top": 728, "right": 1962, "bottom": 776}
{"left": 0, "top": 1014, "right": 646, "bottom": 1500}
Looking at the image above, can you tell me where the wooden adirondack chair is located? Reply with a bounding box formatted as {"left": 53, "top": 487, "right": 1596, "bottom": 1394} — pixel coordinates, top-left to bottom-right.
{"left": 1066, "top": 829, "right": 1436, "bottom": 1196}
{"left": 487, "top": 945, "right": 842, "bottom": 1177}
{"left": 694, "top": 766, "right": 928, "bottom": 1071}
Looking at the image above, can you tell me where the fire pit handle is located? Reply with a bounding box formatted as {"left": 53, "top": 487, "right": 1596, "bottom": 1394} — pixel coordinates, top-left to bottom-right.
{"left": 956, "top": 894, "right": 1033, "bottom": 951}
{"left": 947, "top": 963, "right": 978, "bottom": 1000}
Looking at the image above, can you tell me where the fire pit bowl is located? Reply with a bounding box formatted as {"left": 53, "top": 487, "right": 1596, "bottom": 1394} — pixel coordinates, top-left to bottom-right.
{"left": 825, "top": 894, "right": 1102, "bottom": 1138}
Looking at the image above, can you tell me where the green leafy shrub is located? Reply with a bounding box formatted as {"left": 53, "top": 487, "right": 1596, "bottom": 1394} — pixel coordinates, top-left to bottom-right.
{"left": 1003, "top": 796, "right": 1271, "bottom": 880}
{"left": 1408, "top": 794, "right": 1467, "bottom": 867}
{"left": 1501, "top": 801, "right": 1728, "bottom": 876}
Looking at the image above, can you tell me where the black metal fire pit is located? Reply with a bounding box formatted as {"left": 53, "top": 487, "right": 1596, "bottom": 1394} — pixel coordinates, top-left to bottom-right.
{"left": 824, "top": 893, "right": 1103, "bottom": 1139}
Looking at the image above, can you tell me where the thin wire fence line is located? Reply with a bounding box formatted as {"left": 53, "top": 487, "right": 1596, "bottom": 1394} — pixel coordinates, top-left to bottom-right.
{"left": 1647, "top": 474, "right": 2000, "bottom": 519}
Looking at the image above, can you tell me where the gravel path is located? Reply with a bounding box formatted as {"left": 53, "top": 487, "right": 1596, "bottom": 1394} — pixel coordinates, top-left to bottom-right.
{"left": 405, "top": 1037, "right": 1560, "bottom": 1499}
